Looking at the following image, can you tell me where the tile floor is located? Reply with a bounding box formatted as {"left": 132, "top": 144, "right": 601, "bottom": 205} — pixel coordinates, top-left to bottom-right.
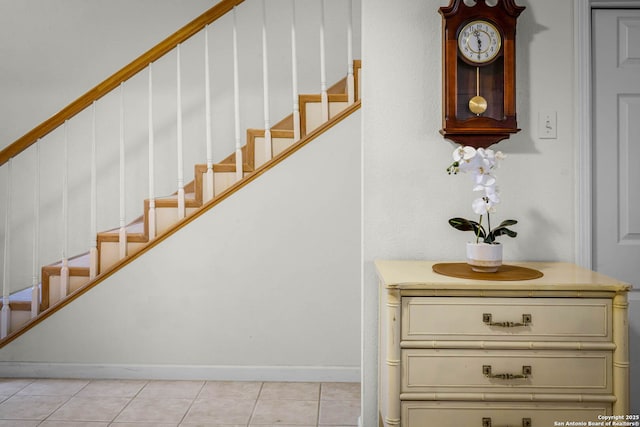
{"left": 0, "top": 379, "right": 360, "bottom": 426}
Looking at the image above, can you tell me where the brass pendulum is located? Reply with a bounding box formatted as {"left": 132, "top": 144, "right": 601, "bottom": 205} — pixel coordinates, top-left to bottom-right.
{"left": 469, "top": 67, "right": 487, "bottom": 115}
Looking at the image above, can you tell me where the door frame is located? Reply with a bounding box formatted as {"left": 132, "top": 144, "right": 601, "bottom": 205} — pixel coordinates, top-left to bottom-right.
{"left": 574, "top": 0, "right": 640, "bottom": 269}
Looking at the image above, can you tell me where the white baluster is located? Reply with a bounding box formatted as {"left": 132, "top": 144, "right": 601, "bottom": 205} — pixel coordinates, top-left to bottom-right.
{"left": 60, "top": 121, "right": 69, "bottom": 299}
{"left": 233, "top": 6, "right": 244, "bottom": 181}
{"left": 319, "top": 0, "right": 329, "bottom": 123}
{"left": 118, "top": 83, "right": 127, "bottom": 260}
{"left": 262, "top": 0, "right": 272, "bottom": 161}
{"left": 347, "top": 0, "right": 355, "bottom": 105}
{"left": 31, "top": 141, "right": 41, "bottom": 317}
{"left": 204, "top": 25, "right": 215, "bottom": 201}
{"left": 176, "top": 44, "right": 186, "bottom": 218}
{"left": 1, "top": 159, "right": 12, "bottom": 338}
{"left": 291, "top": 0, "right": 300, "bottom": 141}
{"left": 148, "top": 64, "right": 157, "bottom": 239}
{"left": 89, "top": 101, "right": 98, "bottom": 278}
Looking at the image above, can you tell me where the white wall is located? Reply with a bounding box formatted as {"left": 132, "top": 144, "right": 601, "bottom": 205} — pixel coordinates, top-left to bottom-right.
{"left": 0, "top": 111, "right": 362, "bottom": 381}
{"left": 0, "top": 0, "right": 215, "bottom": 148}
{"left": 360, "top": 0, "right": 639, "bottom": 424}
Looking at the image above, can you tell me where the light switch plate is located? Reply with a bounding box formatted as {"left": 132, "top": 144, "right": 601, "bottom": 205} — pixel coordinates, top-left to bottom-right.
{"left": 538, "top": 110, "right": 557, "bottom": 139}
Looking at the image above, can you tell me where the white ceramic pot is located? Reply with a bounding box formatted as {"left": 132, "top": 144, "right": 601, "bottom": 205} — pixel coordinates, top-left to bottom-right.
{"left": 466, "top": 242, "right": 503, "bottom": 273}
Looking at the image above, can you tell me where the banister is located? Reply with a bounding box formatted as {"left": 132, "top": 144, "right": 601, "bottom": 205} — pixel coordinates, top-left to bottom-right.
{"left": 0, "top": 0, "right": 245, "bottom": 166}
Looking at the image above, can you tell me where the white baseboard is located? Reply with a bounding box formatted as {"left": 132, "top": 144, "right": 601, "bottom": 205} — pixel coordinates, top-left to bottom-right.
{"left": 0, "top": 362, "right": 361, "bottom": 382}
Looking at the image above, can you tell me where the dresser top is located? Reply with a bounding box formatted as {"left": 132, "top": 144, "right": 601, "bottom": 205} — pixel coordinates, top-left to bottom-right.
{"left": 375, "top": 261, "right": 632, "bottom": 292}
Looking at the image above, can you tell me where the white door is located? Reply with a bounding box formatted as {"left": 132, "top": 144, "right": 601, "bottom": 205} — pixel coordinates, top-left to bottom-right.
{"left": 592, "top": 9, "right": 640, "bottom": 288}
{"left": 592, "top": 8, "right": 640, "bottom": 415}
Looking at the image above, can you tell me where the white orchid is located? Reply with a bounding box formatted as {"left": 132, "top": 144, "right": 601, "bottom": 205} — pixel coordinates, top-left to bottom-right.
{"left": 447, "top": 145, "right": 517, "bottom": 244}
{"left": 453, "top": 145, "right": 476, "bottom": 162}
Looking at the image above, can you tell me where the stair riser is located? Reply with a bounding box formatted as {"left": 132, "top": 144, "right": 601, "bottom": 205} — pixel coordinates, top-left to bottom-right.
{"left": 305, "top": 102, "right": 349, "bottom": 135}
{"left": 8, "top": 310, "right": 31, "bottom": 334}
{"left": 99, "top": 242, "right": 147, "bottom": 272}
{"left": 154, "top": 207, "right": 200, "bottom": 236}
{"left": 47, "top": 276, "right": 91, "bottom": 308}
{"left": 212, "top": 172, "right": 239, "bottom": 197}
{"left": 254, "top": 137, "right": 296, "bottom": 168}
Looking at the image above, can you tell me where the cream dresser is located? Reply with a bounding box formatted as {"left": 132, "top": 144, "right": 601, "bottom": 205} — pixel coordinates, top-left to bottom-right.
{"left": 376, "top": 261, "right": 632, "bottom": 427}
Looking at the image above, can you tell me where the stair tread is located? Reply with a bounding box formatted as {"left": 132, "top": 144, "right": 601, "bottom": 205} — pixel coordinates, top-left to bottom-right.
{"left": 45, "top": 252, "right": 91, "bottom": 269}
{"left": 156, "top": 192, "right": 197, "bottom": 201}
{"left": 8, "top": 286, "right": 37, "bottom": 302}
{"left": 100, "top": 217, "right": 145, "bottom": 233}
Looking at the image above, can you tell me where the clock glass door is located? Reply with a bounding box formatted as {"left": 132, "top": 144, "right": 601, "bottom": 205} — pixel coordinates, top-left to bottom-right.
{"left": 456, "top": 58, "right": 504, "bottom": 121}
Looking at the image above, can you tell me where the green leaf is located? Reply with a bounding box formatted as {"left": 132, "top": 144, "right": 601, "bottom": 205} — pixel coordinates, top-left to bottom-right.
{"left": 488, "top": 225, "right": 518, "bottom": 242}
{"left": 448, "top": 217, "right": 486, "bottom": 240}
{"left": 496, "top": 219, "right": 518, "bottom": 228}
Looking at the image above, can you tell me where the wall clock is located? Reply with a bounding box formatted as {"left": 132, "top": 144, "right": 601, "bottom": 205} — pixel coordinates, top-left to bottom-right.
{"left": 439, "top": 0, "right": 525, "bottom": 148}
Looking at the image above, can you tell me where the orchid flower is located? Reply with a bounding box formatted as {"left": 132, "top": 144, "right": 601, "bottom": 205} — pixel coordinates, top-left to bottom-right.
{"left": 447, "top": 146, "right": 517, "bottom": 244}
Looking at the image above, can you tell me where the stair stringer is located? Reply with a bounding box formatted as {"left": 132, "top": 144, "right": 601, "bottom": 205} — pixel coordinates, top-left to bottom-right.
{"left": 0, "top": 109, "right": 361, "bottom": 382}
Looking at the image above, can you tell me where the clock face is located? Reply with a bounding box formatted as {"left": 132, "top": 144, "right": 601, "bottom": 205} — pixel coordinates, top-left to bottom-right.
{"left": 457, "top": 20, "right": 502, "bottom": 64}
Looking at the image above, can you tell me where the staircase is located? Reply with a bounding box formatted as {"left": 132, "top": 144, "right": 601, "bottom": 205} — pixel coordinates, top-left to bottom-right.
{"left": 0, "top": 0, "right": 361, "bottom": 347}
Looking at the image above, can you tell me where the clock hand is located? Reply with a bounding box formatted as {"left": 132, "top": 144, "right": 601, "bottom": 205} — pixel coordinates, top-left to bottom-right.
{"left": 474, "top": 30, "right": 482, "bottom": 53}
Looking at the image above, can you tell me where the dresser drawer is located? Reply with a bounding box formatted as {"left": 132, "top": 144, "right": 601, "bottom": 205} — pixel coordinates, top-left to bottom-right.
{"left": 402, "top": 297, "right": 611, "bottom": 341}
{"left": 401, "top": 401, "right": 611, "bottom": 427}
{"left": 402, "top": 349, "right": 612, "bottom": 394}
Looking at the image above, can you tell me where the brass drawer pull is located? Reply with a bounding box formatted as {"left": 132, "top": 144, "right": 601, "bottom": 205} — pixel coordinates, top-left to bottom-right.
{"left": 483, "top": 417, "right": 532, "bottom": 427}
{"left": 483, "top": 365, "right": 532, "bottom": 379}
{"left": 483, "top": 313, "right": 532, "bottom": 327}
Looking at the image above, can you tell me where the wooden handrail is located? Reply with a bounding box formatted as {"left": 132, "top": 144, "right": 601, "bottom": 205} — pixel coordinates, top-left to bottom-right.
{"left": 0, "top": 0, "right": 245, "bottom": 166}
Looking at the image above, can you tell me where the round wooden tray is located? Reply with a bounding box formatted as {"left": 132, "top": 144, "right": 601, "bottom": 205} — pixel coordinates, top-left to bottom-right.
{"left": 433, "top": 262, "right": 544, "bottom": 281}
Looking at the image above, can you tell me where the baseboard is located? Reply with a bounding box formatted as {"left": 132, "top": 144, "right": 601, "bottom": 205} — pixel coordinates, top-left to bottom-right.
{"left": 0, "top": 362, "right": 360, "bottom": 382}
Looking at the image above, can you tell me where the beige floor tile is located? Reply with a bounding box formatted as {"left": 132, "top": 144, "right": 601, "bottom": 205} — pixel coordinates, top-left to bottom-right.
{"left": 78, "top": 380, "right": 148, "bottom": 398}
{"left": 48, "top": 396, "right": 131, "bottom": 422}
{"left": 113, "top": 397, "right": 192, "bottom": 423}
{"left": 40, "top": 421, "right": 109, "bottom": 426}
{"left": 321, "top": 382, "right": 361, "bottom": 401}
{"left": 198, "top": 381, "right": 262, "bottom": 400}
{"left": 179, "top": 424, "right": 246, "bottom": 427}
{"left": 318, "top": 399, "right": 360, "bottom": 426}
{"left": 110, "top": 423, "right": 177, "bottom": 426}
{"left": 0, "top": 379, "right": 33, "bottom": 396}
{"left": 16, "top": 379, "right": 89, "bottom": 396}
{"left": 258, "top": 382, "right": 320, "bottom": 400}
{"left": 250, "top": 399, "right": 318, "bottom": 425}
{"left": 181, "top": 398, "right": 255, "bottom": 424}
{"left": 0, "top": 421, "right": 39, "bottom": 426}
{"left": 137, "top": 380, "right": 204, "bottom": 399}
{"left": 0, "top": 395, "right": 69, "bottom": 420}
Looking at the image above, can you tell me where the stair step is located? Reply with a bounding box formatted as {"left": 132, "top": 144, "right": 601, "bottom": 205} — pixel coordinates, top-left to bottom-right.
{"left": 300, "top": 94, "right": 350, "bottom": 137}
{"left": 45, "top": 252, "right": 91, "bottom": 269}
{"left": 155, "top": 192, "right": 201, "bottom": 208}
{"left": 0, "top": 295, "right": 33, "bottom": 333}
{"left": 41, "top": 253, "right": 91, "bottom": 310}
{"left": 98, "top": 219, "right": 147, "bottom": 242}
{"left": 8, "top": 287, "right": 35, "bottom": 302}
{"left": 272, "top": 114, "right": 294, "bottom": 130}
{"left": 248, "top": 129, "right": 296, "bottom": 168}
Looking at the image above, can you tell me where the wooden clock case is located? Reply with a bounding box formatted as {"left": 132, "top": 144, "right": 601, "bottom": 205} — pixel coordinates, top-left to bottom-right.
{"left": 439, "top": 0, "right": 525, "bottom": 148}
